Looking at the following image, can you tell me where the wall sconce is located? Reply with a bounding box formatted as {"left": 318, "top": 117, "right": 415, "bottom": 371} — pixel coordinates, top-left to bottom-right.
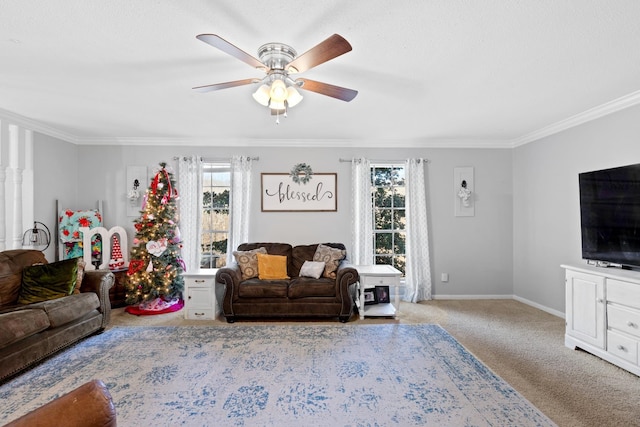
{"left": 127, "top": 179, "right": 140, "bottom": 203}
{"left": 22, "top": 221, "right": 51, "bottom": 251}
{"left": 454, "top": 167, "right": 475, "bottom": 217}
{"left": 457, "top": 180, "right": 472, "bottom": 207}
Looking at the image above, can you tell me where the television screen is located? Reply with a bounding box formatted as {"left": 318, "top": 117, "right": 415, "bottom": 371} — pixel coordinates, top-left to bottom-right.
{"left": 579, "top": 163, "right": 640, "bottom": 268}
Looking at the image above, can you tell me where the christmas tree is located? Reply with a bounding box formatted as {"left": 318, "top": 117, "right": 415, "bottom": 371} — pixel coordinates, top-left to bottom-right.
{"left": 125, "top": 162, "right": 185, "bottom": 308}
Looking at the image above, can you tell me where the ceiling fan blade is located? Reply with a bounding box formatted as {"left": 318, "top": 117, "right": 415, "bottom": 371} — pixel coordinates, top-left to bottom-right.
{"left": 193, "top": 78, "right": 257, "bottom": 93}
{"left": 286, "top": 34, "right": 352, "bottom": 73}
{"left": 296, "top": 78, "right": 358, "bottom": 102}
{"left": 196, "top": 34, "right": 268, "bottom": 71}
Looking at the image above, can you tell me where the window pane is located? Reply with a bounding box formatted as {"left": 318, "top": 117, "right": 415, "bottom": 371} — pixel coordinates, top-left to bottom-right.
{"left": 375, "top": 255, "right": 392, "bottom": 266}
{"left": 201, "top": 210, "right": 212, "bottom": 231}
{"left": 374, "top": 208, "right": 392, "bottom": 230}
{"left": 393, "top": 187, "right": 405, "bottom": 207}
{"left": 394, "top": 232, "right": 406, "bottom": 254}
{"left": 393, "top": 209, "right": 406, "bottom": 230}
{"left": 373, "top": 167, "right": 393, "bottom": 186}
{"left": 393, "top": 167, "right": 405, "bottom": 186}
{"left": 374, "top": 187, "right": 393, "bottom": 207}
{"left": 211, "top": 188, "right": 229, "bottom": 209}
{"left": 375, "top": 233, "right": 393, "bottom": 254}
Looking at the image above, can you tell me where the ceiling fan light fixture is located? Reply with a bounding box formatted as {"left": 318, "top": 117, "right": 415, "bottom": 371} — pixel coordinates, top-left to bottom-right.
{"left": 286, "top": 86, "right": 303, "bottom": 107}
{"left": 269, "top": 79, "right": 288, "bottom": 102}
{"left": 269, "top": 100, "right": 286, "bottom": 110}
{"left": 252, "top": 84, "right": 271, "bottom": 106}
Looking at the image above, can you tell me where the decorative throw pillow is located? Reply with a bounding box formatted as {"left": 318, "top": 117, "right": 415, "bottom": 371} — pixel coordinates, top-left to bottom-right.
{"left": 299, "top": 261, "right": 326, "bottom": 279}
{"left": 257, "top": 253, "right": 290, "bottom": 280}
{"left": 313, "top": 244, "right": 346, "bottom": 279}
{"left": 233, "top": 247, "right": 267, "bottom": 280}
{"left": 18, "top": 258, "right": 79, "bottom": 304}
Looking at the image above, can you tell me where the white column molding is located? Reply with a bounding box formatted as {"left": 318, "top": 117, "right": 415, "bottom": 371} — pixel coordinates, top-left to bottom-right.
{"left": 0, "top": 118, "right": 5, "bottom": 251}
{"left": 8, "top": 124, "right": 23, "bottom": 248}
{"left": 22, "top": 130, "right": 35, "bottom": 233}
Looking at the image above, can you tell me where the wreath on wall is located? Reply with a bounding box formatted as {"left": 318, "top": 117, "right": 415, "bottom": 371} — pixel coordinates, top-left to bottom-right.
{"left": 290, "top": 163, "right": 313, "bottom": 184}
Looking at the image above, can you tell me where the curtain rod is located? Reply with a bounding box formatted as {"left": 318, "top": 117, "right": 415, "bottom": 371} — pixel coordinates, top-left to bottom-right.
{"left": 172, "top": 156, "right": 259, "bottom": 162}
{"left": 338, "top": 158, "right": 429, "bottom": 164}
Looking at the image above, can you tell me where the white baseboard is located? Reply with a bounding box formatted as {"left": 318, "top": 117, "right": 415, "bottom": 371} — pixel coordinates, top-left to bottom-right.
{"left": 431, "top": 294, "right": 565, "bottom": 319}
{"left": 433, "top": 294, "right": 512, "bottom": 300}
{"left": 513, "top": 295, "right": 565, "bottom": 319}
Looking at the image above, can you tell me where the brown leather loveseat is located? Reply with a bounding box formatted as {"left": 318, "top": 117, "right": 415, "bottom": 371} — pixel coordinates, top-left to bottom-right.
{"left": 0, "top": 250, "right": 114, "bottom": 382}
{"left": 216, "top": 243, "right": 359, "bottom": 323}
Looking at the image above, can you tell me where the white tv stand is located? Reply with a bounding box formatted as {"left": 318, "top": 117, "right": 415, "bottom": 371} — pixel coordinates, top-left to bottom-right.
{"left": 563, "top": 263, "right": 640, "bottom": 376}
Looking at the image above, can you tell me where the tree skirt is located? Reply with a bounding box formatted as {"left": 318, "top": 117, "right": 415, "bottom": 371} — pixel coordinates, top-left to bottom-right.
{"left": 125, "top": 297, "right": 183, "bottom": 316}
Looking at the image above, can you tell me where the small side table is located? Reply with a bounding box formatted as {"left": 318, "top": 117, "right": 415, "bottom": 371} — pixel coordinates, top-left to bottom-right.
{"left": 354, "top": 265, "right": 403, "bottom": 320}
{"left": 182, "top": 269, "right": 219, "bottom": 320}
{"left": 108, "top": 268, "right": 128, "bottom": 308}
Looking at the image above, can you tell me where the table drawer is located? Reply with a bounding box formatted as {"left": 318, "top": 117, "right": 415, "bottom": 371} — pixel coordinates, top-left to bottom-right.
{"left": 186, "top": 309, "right": 215, "bottom": 320}
{"left": 608, "top": 305, "right": 640, "bottom": 339}
{"left": 607, "top": 279, "right": 640, "bottom": 310}
{"left": 607, "top": 330, "right": 638, "bottom": 365}
{"left": 184, "top": 277, "right": 214, "bottom": 287}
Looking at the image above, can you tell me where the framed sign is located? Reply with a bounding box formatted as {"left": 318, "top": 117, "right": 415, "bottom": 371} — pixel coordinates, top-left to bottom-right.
{"left": 261, "top": 173, "right": 337, "bottom": 212}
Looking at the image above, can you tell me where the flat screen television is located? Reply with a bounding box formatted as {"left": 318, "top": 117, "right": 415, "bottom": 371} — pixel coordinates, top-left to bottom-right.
{"left": 579, "top": 163, "right": 640, "bottom": 269}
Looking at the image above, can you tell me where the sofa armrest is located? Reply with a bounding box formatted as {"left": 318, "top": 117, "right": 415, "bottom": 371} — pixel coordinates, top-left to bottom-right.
{"left": 216, "top": 263, "right": 243, "bottom": 317}
{"left": 81, "top": 270, "right": 115, "bottom": 329}
{"left": 336, "top": 261, "right": 359, "bottom": 318}
{"left": 5, "top": 379, "right": 117, "bottom": 427}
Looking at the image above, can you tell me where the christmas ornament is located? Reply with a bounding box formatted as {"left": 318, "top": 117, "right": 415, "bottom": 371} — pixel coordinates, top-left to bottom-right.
{"left": 127, "top": 259, "right": 145, "bottom": 275}
{"left": 146, "top": 238, "right": 168, "bottom": 257}
{"left": 146, "top": 260, "right": 154, "bottom": 272}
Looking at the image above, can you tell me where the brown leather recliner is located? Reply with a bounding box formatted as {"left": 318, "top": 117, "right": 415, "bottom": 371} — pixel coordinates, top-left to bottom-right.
{"left": 4, "top": 379, "right": 117, "bottom": 427}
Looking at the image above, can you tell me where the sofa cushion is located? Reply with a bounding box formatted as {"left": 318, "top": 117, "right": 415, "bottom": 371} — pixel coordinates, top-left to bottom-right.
{"left": 257, "top": 254, "right": 290, "bottom": 280}
{"left": 299, "top": 261, "right": 326, "bottom": 279}
{"left": 233, "top": 247, "right": 267, "bottom": 280}
{"left": 28, "top": 293, "right": 100, "bottom": 328}
{"left": 18, "top": 258, "right": 78, "bottom": 304}
{"left": 0, "top": 309, "right": 50, "bottom": 350}
{"left": 288, "top": 277, "right": 336, "bottom": 299}
{"left": 0, "top": 250, "right": 48, "bottom": 308}
{"left": 313, "top": 244, "right": 347, "bottom": 279}
{"left": 238, "top": 279, "right": 289, "bottom": 298}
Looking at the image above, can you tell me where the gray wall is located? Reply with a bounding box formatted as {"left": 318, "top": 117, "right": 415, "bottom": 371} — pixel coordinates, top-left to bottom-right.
{"left": 33, "top": 133, "right": 79, "bottom": 261}
{"left": 513, "top": 104, "right": 640, "bottom": 314}
{"left": 34, "top": 143, "right": 514, "bottom": 300}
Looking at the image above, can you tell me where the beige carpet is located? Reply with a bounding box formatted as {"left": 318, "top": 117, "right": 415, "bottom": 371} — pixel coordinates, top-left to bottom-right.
{"left": 111, "top": 300, "right": 640, "bottom": 426}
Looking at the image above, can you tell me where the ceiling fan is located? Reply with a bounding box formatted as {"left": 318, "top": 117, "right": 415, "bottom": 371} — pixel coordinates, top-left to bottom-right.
{"left": 193, "top": 34, "right": 358, "bottom": 121}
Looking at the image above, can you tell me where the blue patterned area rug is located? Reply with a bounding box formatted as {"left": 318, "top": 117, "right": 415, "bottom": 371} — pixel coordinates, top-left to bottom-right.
{"left": 0, "top": 324, "right": 555, "bottom": 426}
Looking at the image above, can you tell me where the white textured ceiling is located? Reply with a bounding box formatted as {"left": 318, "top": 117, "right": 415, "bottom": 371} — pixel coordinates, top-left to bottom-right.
{"left": 1, "top": 0, "right": 640, "bottom": 147}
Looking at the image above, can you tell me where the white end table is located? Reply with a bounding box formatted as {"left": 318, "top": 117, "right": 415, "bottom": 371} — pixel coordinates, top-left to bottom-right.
{"left": 354, "top": 265, "right": 403, "bottom": 319}
{"left": 183, "top": 269, "right": 219, "bottom": 320}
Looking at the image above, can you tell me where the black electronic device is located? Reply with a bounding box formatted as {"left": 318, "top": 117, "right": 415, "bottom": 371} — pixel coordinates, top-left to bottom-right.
{"left": 579, "top": 162, "right": 640, "bottom": 269}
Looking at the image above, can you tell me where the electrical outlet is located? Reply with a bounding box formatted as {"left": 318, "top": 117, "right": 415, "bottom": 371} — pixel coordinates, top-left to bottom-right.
{"left": 441, "top": 273, "right": 449, "bottom": 282}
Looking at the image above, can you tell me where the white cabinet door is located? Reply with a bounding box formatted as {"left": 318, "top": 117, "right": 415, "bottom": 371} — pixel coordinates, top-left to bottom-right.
{"left": 565, "top": 270, "right": 605, "bottom": 349}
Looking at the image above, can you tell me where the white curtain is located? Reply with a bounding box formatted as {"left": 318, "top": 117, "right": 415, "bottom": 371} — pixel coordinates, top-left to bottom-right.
{"left": 177, "top": 156, "right": 203, "bottom": 273}
{"left": 351, "top": 158, "right": 373, "bottom": 266}
{"left": 226, "top": 156, "right": 253, "bottom": 264}
{"left": 404, "top": 158, "right": 432, "bottom": 302}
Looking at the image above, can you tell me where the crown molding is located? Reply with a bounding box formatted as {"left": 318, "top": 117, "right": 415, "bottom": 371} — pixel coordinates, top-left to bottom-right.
{"left": 4, "top": 90, "right": 640, "bottom": 148}
{"left": 510, "top": 90, "right": 640, "bottom": 147}
{"left": 0, "top": 108, "right": 80, "bottom": 144}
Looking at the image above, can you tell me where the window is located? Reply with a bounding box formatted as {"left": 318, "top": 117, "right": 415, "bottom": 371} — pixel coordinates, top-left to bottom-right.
{"left": 201, "top": 162, "right": 230, "bottom": 268}
{"left": 371, "top": 164, "right": 406, "bottom": 275}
